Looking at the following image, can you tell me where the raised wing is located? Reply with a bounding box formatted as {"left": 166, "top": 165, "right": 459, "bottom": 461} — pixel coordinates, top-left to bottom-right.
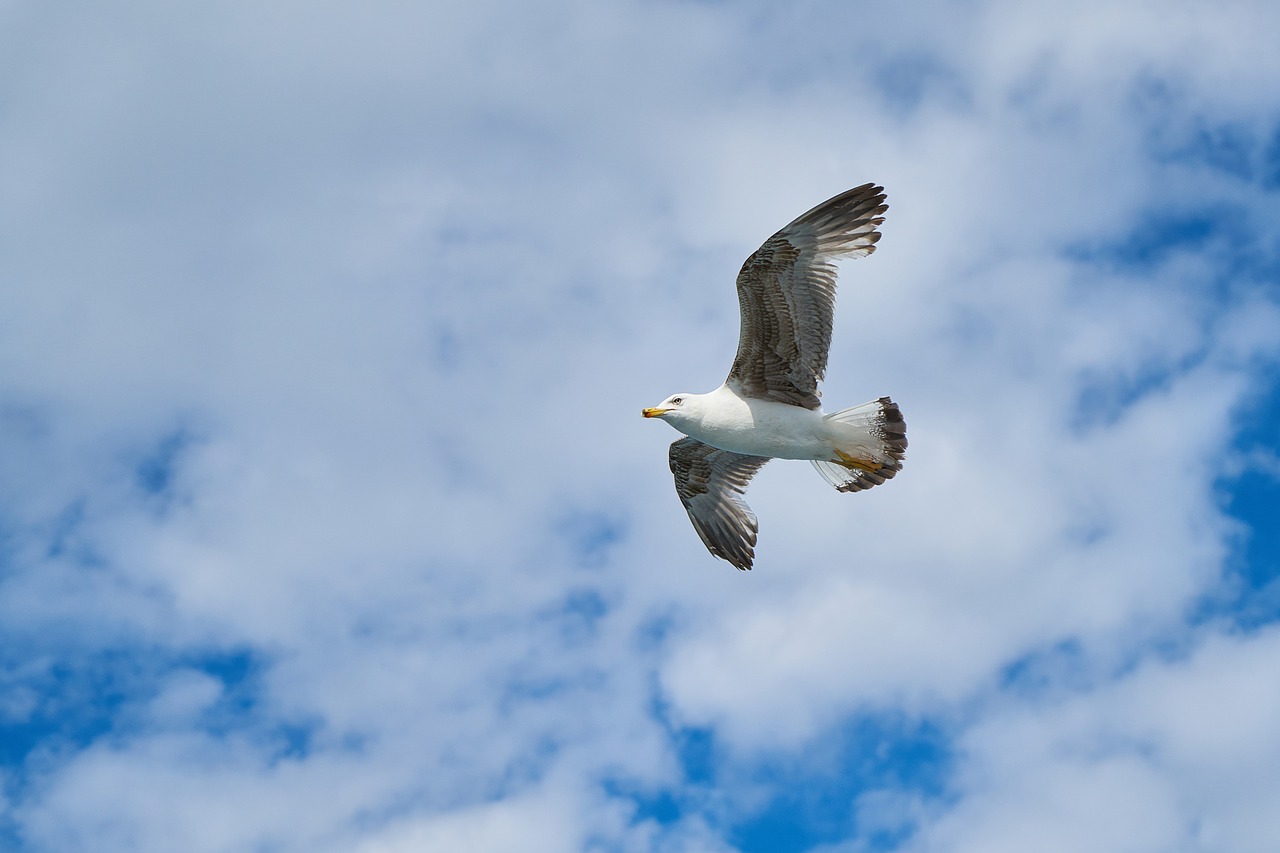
{"left": 727, "top": 183, "right": 887, "bottom": 409}
{"left": 669, "top": 437, "right": 770, "bottom": 571}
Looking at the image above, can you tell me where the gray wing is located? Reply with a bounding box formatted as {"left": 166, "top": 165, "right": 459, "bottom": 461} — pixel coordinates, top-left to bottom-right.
{"left": 669, "top": 437, "right": 770, "bottom": 571}
{"left": 727, "top": 183, "right": 888, "bottom": 409}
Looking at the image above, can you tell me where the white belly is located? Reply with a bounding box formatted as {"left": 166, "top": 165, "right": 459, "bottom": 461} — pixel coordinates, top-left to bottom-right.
{"left": 680, "top": 387, "right": 832, "bottom": 460}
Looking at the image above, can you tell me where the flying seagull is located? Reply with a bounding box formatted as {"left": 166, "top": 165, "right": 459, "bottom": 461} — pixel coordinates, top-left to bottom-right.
{"left": 642, "top": 183, "right": 905, "bottom": 571}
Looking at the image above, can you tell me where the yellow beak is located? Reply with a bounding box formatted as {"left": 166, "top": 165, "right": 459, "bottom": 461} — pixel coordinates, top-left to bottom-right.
{"left": 642, "top": 407, "right": 671, "bottom": 418}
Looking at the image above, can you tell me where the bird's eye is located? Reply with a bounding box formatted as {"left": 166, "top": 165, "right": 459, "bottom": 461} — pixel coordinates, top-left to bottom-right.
{"left": 672, "top": 397, "right": 683, "bottom": 405}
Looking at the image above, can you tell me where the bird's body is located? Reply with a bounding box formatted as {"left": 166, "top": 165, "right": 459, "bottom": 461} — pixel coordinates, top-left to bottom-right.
{"left": 657, "top": 384, "right": 861, "bottom": 461}
{"left": 643, "top": 182, "right": 906, "bottom": 571}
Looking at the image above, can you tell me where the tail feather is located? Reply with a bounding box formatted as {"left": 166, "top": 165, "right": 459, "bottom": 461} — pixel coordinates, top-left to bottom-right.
{"left": 811, "top": 397, "right": 906, "bottom": 493}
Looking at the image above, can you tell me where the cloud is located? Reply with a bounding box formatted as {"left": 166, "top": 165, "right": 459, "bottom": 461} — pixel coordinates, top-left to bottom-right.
{"left": 899, "top": 625, "right": 1280, "bottom": 853}
{"left": 2, "top": 1, "right": 1280, "bottom": 851}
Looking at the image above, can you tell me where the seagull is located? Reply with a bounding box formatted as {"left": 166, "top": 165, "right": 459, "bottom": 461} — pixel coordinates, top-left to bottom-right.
{"left": 642, "top": 183, "right": 905, "bottom": 571}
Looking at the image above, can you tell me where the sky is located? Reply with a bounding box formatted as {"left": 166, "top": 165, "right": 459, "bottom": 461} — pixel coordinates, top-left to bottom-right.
{"left": 2, "top": 1, "right": 1280, "bottom": 851}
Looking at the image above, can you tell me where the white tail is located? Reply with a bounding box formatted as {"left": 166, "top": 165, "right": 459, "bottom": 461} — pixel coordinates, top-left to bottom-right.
{"left": 811, "top": 397, "right": 907, "bottom": 493}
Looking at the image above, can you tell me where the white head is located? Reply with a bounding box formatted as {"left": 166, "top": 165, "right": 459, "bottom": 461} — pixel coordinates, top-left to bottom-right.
{"left": 641, "top": 393, "right": 700, "bottom": 427}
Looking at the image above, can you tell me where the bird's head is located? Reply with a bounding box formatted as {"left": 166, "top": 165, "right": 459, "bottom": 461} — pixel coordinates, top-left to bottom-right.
{"left": 642, "top": 393, "right": 694, "bottom": 423}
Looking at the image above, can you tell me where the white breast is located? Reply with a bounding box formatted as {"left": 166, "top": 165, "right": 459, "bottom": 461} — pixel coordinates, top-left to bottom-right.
{"left": 680, "top": 385, "right": 832, "bottom": 460}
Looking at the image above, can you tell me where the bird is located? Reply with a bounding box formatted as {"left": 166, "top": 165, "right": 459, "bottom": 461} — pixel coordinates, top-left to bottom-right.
{"left": 642, "top": 183, "right": 905, "bottom": 571}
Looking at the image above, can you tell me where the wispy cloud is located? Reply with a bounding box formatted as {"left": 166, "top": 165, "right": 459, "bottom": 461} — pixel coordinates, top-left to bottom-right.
{"left": 2, "top": 1, "right": 1280, "bottom": 851}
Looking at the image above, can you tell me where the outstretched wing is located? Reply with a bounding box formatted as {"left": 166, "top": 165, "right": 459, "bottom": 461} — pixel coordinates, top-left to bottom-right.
{"left": 669, "top": 437, "right": 770, "bottom": 571}
{"left": 727, "top": 183, "right": 887, "bottom": 410}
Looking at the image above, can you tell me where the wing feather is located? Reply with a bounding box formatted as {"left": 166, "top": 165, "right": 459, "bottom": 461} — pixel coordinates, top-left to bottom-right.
{"left": 727, "top": 183, "right": 887, "bottom": 409}
{"left": 668, "top": 437, "right": 770, "bottom": 571}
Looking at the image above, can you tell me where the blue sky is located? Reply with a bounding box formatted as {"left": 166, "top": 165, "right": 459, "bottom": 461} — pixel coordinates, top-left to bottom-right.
{"left": 3, "top": 1, "right": 1280, "bottom": 850}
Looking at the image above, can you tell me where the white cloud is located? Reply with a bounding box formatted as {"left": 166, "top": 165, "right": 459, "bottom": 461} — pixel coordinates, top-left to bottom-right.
{"left": 2, "top": 1, "right": 1280, "bottom": 851}
{"left": 902, "top": 626, "right": 1280, "bottom": 853}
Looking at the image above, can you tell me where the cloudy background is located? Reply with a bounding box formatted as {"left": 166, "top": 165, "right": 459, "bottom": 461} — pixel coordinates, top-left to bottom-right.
{"left": 3, "top": 1, "right": 1280, "bottom": 850}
